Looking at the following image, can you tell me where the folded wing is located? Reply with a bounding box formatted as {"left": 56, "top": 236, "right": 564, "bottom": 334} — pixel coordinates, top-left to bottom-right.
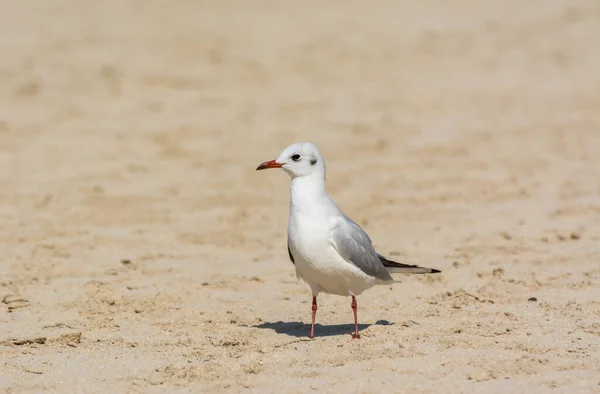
{"left": 330, "top": 216, "right": 442, "bottom": 278}
{"left": 330, "top": 217, "right": 394, "bottom": 282}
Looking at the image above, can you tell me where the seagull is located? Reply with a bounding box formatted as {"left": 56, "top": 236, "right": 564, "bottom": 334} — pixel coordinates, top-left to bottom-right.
{"left": 256, "top": 142, "right": 441, "bottom": 339}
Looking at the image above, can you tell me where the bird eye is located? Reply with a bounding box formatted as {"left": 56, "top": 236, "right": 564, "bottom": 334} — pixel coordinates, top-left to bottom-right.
{"left": 291, "top": 154, "right": 301, "bottom": 161}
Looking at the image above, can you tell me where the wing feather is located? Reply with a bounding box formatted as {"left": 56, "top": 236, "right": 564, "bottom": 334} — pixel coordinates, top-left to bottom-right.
{"left": 377, "top": 254, "right": 441, "bottom": 274}
{"left": 330, "top": 217, "right": 394, "bottom": 282}
{"left": 329, "top": 216, "right": 442, "bottom": 277}
{"left": 287, "top": 243, "right": 295, "bottom": 265}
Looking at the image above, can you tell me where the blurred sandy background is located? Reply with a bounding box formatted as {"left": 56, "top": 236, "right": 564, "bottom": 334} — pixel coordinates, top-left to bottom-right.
{"left": 1, "top": 0, "right": 599, "bottom": 392}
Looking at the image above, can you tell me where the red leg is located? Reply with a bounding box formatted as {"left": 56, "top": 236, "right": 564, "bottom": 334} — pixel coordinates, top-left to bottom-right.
{"left": 351, "top": 296, "right": 361, "bottom": 339}
{"left": 310, "top": 296, "right": 317, "bottom": 339}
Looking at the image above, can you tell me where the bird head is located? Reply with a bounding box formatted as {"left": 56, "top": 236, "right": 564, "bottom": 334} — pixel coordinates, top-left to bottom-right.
{"left": 256, "top": 142, "right": 326, "bottom": 179}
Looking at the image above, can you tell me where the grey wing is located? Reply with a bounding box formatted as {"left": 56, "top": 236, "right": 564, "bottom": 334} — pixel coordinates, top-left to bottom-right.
{"left": 330, "top": 217, "right": 394, "bottom": 282}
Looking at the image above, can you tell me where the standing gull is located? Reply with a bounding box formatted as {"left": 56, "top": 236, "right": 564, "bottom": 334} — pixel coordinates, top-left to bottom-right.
{"left": 256, "top": 142, "right": 441, "bottom": 339}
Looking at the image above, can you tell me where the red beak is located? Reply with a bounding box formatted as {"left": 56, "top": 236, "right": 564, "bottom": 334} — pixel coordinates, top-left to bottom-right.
{"left": 256, "top": 160, "right": 284, "bottom": 171}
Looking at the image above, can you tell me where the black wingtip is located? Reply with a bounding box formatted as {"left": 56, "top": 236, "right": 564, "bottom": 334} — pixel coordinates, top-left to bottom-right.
{"left": 431, "top": 268, "right": 442, "bottom": 274}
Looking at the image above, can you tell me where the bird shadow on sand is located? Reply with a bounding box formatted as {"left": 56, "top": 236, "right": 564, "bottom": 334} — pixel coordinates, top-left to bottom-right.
{"left": 253, "top": 320, "right": 394, "bottom": 338}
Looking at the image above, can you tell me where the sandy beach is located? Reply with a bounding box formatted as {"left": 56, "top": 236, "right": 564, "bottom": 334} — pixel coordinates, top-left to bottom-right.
{"left": 1, "top": 0, "right": 599, "bottom": 392}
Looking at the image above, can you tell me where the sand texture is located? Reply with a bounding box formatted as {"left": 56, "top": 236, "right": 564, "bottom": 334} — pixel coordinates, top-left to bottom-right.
{"left": 1, "top": 0, "right": 600, "bottom": 392}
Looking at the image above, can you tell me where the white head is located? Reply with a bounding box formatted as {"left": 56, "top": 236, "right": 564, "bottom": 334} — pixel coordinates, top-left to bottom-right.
{"left": 256, "top": 142, "right": 326, "bottom": 180}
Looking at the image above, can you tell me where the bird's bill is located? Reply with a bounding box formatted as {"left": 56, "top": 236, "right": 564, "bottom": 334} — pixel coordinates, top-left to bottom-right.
{"left": 256, "top": 160, "right": 284, "bottom": 171}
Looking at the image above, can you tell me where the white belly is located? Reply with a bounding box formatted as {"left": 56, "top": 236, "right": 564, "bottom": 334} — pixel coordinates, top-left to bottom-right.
{"left": 288, "top": 214, "right": 377, "bottom": 297}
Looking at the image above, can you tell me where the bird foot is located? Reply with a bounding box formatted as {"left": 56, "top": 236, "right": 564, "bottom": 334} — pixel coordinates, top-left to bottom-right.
{"left": 352, "top": 333, "right": 361, "bottom": 339}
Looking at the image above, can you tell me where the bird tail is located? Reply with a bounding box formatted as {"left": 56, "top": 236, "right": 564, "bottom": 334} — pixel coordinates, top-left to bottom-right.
{"left": 377, "top": 254, "right": 441, "bottom": 274}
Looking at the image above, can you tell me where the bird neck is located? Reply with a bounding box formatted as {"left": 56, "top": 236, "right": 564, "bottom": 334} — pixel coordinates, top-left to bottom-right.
{"left": 289, "top": 172, "right": 333, "bottom": 215}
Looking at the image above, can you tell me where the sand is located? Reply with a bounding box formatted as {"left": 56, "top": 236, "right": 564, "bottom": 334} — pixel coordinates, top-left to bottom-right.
{"left": 1, "top": 0, "right": 600, "bottom": 392}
